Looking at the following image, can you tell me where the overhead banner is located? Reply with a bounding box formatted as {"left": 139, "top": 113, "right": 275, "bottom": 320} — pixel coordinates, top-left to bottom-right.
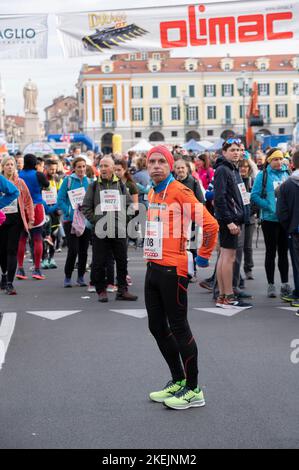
{"left": 56, "top": 0, "right": 299, "bottom": 58}
{"left": 0, "top": 14, "right": 48, "bottom": 60}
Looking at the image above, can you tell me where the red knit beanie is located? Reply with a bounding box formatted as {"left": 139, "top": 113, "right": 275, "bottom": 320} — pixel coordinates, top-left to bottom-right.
{"left": 147, "top": 145, "right": 174, "bottom": 171}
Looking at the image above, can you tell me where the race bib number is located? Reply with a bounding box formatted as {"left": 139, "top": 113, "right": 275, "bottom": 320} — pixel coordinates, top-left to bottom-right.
{"left": 100, "top": 190, "right": 121, "bottom": 212}
{"left": 68, "top": 187, "right": 86, "bottom": 210}
{"left": 42, "top": 187, "right": 57, "bottom": 205}
{"left": 143, "top": 221, "right": 163, "bottom": 260}
{"left": 238, "top": 183, "right": 250, "bottom": 206}
{"left": 2, "top": 199, "right": 18, "bottom": 214}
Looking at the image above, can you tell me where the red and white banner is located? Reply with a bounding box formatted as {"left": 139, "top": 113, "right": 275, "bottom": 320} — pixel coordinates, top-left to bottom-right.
{"left": 0, "top": 14, "right": 48, "bottom": 59}
{"left": 56, "top": 0, "right": 299, "bottom": 58}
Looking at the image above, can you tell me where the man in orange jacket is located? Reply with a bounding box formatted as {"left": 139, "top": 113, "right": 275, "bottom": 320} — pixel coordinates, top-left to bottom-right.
{"left": 144, "top": 145, "right": 218, "bottom": 410}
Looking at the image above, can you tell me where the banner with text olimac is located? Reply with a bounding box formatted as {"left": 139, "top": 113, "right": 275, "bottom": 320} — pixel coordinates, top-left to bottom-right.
{"left": 56, "top": 0, "right": 299, "bottom": 58}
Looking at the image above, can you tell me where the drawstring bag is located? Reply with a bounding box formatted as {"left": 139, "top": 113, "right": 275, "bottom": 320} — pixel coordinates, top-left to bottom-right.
{"left": 0, "top": 210, "right": 6, "bottom": 226}
{"left": 71, "top": 208, "right": 86, "bottom": 237}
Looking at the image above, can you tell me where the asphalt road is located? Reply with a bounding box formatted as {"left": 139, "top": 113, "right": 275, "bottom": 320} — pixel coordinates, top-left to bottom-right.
{"left": 0, "top": 242, "right": 298, "bottom": 449}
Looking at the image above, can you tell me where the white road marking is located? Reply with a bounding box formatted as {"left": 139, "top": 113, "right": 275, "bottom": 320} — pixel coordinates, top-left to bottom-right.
{"left": 110, "top": 309, "right": 147, "bottom": 319}
{"left": 26, "top": 310, "right": 81, "bottom": 320}
{"left": 193, "top": 307, "right": 252, "bottom": 317}
{"left": 277, "top": 306, "right": 298, "bottom": 312}
{"left": 0, "top": 312, "right": 17, "bottom": 370}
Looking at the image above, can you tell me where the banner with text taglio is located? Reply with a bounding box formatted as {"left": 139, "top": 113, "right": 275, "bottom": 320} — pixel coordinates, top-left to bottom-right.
{"left": 0, "top": 14, "right": 48, "bottom": 59}
{"left": 56, "top": 0, "right": 299, "bottom": 58}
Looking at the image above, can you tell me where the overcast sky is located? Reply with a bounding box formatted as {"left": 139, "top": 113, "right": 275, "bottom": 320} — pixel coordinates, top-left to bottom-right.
{"left": 0, "top": 0, "right": 288, "bottom": 119}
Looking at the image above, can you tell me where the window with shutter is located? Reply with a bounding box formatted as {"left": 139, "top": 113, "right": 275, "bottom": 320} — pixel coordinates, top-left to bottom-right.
{"left": 171, "top": 86, "right": 177, "bottom": 98}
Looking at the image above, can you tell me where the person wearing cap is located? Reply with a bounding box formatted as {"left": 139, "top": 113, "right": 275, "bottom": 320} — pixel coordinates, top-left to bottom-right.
{"left": 251, "top": 148, "right": 291, "bottom": 298}
{"left": 145, "top": 145, "right": 218, "bottom": 410}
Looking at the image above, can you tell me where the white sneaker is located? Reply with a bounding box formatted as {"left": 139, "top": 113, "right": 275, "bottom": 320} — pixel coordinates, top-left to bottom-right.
{"left": 87, "top": 284, "right": 96, "bottom": 293}
{"left": 107, "top": 284, "right": 117, "bottom": 293}
{"left": 268, "top": 284, "right": 276, "bottom": 298}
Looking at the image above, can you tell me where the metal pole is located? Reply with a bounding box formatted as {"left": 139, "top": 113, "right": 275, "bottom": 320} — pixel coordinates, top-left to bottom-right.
{"left": 243, "top": 80, "right": 246, "bottom": 139}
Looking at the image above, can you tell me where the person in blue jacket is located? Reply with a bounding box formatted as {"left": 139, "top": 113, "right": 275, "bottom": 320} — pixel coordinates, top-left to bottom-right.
{"left": 0, "top": 174, "right": 19, "bottom": 210}
{"left": 17, "top": 154, "right": 49, "bottom": 281}
{"left": 57, "top": 156, "right": 91, "bottom": 288}
{"left": 251, "top": 148, "right": 291, "bottom": 298}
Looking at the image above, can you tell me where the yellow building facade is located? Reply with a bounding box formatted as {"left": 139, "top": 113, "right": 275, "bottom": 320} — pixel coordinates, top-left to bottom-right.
{"left": 77, "top": 52, "right": 299, "bottom": 152}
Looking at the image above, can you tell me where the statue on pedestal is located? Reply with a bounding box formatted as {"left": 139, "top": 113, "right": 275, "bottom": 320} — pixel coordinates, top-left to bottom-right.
{"left": 23, "top": 79, "right": 38, "bottom": 114}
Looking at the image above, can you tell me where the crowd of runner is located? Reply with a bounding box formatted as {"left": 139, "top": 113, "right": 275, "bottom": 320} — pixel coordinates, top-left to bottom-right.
{"left": 0, "top": 142, "right": 298, "bottom": 305}
{"left": 0, "top": 139, "right": 298, "bottom": 409}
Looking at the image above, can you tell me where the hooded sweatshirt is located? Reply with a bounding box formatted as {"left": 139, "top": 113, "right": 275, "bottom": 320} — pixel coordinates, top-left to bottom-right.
{"left": 276, "top": 169, "right": 299, "bottom": 233}
{"left": 213, "top": 156, "right": 248, "bottom": 225}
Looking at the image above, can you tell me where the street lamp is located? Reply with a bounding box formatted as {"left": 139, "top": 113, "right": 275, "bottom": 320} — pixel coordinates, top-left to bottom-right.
{"left": 181, "top": 90, "right": 189, "bottom": 142}
{"left": 236, "top": 72, "right": 252, "bottom": 139}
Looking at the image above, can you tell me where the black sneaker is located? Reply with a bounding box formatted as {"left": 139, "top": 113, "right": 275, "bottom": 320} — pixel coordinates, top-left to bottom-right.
{"left": 6, "top": 283, "right": 17, "bottom": 295}
{"left": 98, "top": 290, "right": 108, "bottom": 303}
{"left": 1, "top": 274, "right": 7, "bottom": 290}
{"left": 234, "top": 289, "right": 253, "bottom": 299}
{"left": 225, "top": 295, "right": 253, "bottom": 309}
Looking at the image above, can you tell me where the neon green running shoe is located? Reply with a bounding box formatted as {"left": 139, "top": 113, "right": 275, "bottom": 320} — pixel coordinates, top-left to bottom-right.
{"left": 149, "top": 379, "right": 186, "bottom": 403}
{"left": 163, "top": 386, "right": 205, "bottom": 410}
{"left": 281, "top": 294, "right": 299, "bottom": 303}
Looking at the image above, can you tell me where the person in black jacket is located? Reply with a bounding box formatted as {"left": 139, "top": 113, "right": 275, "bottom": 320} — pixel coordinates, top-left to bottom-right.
{"left": 277, "top": 150, "right": 299, "bottom": 308}
{"left": 213, "top": 139, "right": 251, "bottom": 309}
{"left": 174, "top": 159, "right": 205, "bottom": 203}
{"left": 82, "top": 156, "right": 138, "bottom": 303}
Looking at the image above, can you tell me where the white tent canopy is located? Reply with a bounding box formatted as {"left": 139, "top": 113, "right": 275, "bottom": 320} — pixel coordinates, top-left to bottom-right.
{"left": 128, "top": 139, "right": 153, "bottom": 152}
{"left": 183, "top": 139, "right": 213, "bottom": 151}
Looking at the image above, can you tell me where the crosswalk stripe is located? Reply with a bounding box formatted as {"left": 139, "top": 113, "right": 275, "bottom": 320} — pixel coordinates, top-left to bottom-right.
{"left": 0, "top": 313, "right": 17, "bottom": 370}
{"left": 193, "top": 307, "right": 252, "bottom": 317}
{"left": 26, "top": 310, "right": 81, "bottom": 320}
{"left": 110, "top": 309, "right": 147, "bottom": 319}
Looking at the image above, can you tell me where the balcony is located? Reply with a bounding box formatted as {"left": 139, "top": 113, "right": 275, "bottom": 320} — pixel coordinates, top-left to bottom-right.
{"left": 102, "top": 121, "right": 116, "bottom": 128}
{"left": 186, "top": 119, "right": 199, "bottom": 126}
{"left": 103, "top": 95, "right": 113, "bottom": 102}
{"left": 221, "top": 118, "right": 236, "bottom": 125}
{"left": 150, "top": 120, "right": 163, "bottom": 127}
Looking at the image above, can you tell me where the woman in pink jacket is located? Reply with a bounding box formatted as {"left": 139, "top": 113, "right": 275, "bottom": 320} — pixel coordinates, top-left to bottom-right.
{"left": 195, "top": 153, "right": 214, "bottom": 190}
{"left": 0, "top": 156, "right": 34, "bottom": 294}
